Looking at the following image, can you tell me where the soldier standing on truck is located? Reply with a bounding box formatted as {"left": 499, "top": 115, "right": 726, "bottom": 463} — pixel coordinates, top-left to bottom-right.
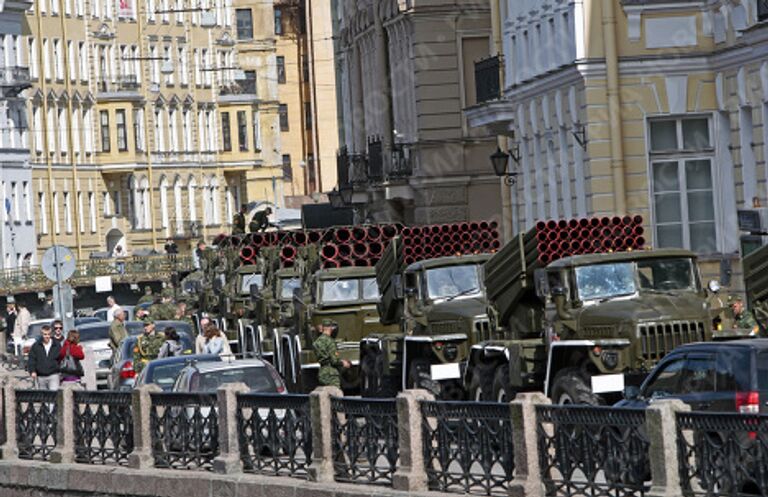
{"left": 249, "top": 207, "right": 273, "bottom": 233}
{"left": 314, "top": 319, "right": 350, "bottom": 387}
{"left": 232, "top": 204, "right": 247, "bottom": 235}
{"left": 731, "top": 296, "right": 759, "bottom": 335}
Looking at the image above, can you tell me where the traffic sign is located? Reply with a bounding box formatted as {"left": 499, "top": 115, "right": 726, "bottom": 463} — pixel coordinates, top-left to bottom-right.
{"left": 41, "top": 245, "right": 77, "bottom": 282}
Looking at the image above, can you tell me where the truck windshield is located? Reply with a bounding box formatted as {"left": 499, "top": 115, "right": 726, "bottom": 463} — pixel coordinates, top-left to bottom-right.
{"left": 575, "top": 263, "right": 636, "bottom": 301}
{"left": 637, "top": 258, "right": 697, "bottom": 291}
{"left": 240, "top": 273, "right": 264, "bottom": 294}
{"left": 279, "top": 277, "right": 301, "bottom": 301}
{"left": 426, "top": 265, "right": 481, "bottom": 300}
{"left": 362, "top": 278, "right": 379, "bottom": 300}
{"left": 321, "top": 279, "right": 359, "bottom": 302}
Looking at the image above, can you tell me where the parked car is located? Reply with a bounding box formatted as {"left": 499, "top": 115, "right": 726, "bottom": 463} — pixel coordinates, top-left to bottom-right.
{"left": 93, "top": 305, "right": 135, "bottom": 322}
{"left": 133, "top": 353, "right": 220, "bottom": 391}
{"left": 172, "top": 358, "right": 286, "bottom": 394}
{"left": 74, "top": 316, "right": 102, "bottom": 327}
{"left": 617, "top": 339, "right": 768, "bottom": 413}
{"left": 78, "top": 321, "right": 145, "bottom": 388}
{"left": 108, "top": 330, "right": 196, "bottom": 390}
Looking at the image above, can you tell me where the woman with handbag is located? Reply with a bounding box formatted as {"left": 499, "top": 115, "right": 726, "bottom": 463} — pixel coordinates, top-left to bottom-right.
{"left": 58, "top": 329, "right": 85, "bottom": 385}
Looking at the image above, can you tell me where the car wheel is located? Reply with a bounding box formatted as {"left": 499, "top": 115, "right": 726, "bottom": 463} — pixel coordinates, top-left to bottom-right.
{"left": 551, "top": 367, "right": 604, "bottom": 406}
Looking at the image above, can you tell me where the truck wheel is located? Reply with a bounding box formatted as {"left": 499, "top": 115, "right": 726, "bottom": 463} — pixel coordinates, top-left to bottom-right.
{"left": 551, "top": 368, "right": 604, "bottom": 406}
{"left": 407, "top": 359, "right": 431, "bottom": 390}
{"left": 467, "top": 372, "right": 486, "bottom": 401}
{"left": 492, "top": 366, "right": 515, "bottom": 403}
{"left": 361, "top": 351, "right": 395, "bottom": 398}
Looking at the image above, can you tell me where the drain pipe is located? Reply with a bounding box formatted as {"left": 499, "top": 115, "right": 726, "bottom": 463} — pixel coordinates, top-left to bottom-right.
{"left": 602, "top": 0, "right": 626, "bottom": 215}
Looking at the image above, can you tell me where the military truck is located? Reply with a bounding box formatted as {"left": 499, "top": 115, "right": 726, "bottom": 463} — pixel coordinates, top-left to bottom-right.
{"left": 743, "top": 242, "right": 768, "bottom": 333}
{"left": 360, "top": 237, "right": 493, "bottom": 399}
{"left": 466, "top": 229, "right": 713, "bottom": 405}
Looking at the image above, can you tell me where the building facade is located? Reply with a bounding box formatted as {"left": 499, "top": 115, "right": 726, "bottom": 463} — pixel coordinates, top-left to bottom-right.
{"left": 334, "top": 0, "right": 501, "bottom": 225}
{"left": 23, "top": 0, "right": 282, "bottom": 263}
{"left": 0, "top": 0, "right": 34, "bottom": 269}
{"left": 274, "top": 0, "right": 339, "bottom": 207}
{"left": 467, "top": 0, "right": 768, "bottom": 285}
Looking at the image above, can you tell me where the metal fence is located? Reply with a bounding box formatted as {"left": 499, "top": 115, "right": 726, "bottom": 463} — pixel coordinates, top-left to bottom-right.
{"left": 150, "top": 392, "right": 219, "bottom": 470}
{"left": 677, "top": 412, "right": 768, "bottom": 496}
{"left": 73, "top": 391, "right": 133, "bottom": 465}
{"left": 16, "top": 389, "right": 57, "bottom": 460}
{"left": 331, "top": 397, "right": 399, "bottom": 485}
{"left": 537, "top": 406, "right": 650, "bottom": 497}
{"left": 237, "top": 393, "right": 312, "bottom": 478}
{"left": 421, "top": 401, "right": 514, "bottom": 496}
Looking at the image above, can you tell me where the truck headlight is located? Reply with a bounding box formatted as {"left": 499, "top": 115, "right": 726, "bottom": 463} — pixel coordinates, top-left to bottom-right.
{"left": 443, "top": 343, "right": 458, "bottom": 362}
{"left": 601, "top": 350, "right": 619, "bottom": 370}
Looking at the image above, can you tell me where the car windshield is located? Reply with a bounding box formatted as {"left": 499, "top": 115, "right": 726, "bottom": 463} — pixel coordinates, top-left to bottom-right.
{"left": 279, "top": 277, "right": 301, "bottom": 301}
{"left": 26, "top": 322, "right": 50, "bottom": 339}
{"left": 79, "top": 326, "right": 111, "bottom": 341}
{"left": 321, "top": 279, "right": 359, "bottom": 303}
{"left": 425, "top": 265, "right": 481, "bottom": 300}
{"left": 637, "top": 258, "right": 697, "bottom": 292}
{"left": 575, "top": 263, "right": 636, "bottom": 301}
{"left": 149, "top": 363, "right": 190, "bottom": 391}
{"left": 192, "top": 366, "right": 278, "bottom": 392}
{"left": 362, "top": 277, "right": 379, "bottom": 301}
{"left": 240, "top": 273, "right": 264, "bottom": 294}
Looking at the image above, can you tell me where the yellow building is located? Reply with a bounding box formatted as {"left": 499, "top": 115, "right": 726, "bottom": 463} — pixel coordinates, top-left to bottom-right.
{"left": 468, "top": 0, "right": 768, "bottom": 286}
{"left": 25, "top": 0, "right": 283, "bottom": 261}
{"left": 273, "top": 0, "right": 338, "bottom": 207}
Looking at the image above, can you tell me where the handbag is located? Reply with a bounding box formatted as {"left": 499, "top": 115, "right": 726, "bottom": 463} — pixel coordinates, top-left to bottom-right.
{"left": 60, "top": 349, "right": 84, "bottom": 377}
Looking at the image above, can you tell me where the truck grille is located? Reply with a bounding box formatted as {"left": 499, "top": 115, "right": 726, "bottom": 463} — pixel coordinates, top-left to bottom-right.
{"left": 474, "top": 318, "right": 491, "bottom": 342}
{"left": 431, "top": 321, "right": 461, "bottom": 335}
{"left": 639, "top": 321, "right": 705, "bottom": 362}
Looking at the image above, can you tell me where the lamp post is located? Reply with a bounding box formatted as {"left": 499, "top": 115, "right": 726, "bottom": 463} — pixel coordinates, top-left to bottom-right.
{"left": 490, "top": 147, "right": 520, "bottom": 185}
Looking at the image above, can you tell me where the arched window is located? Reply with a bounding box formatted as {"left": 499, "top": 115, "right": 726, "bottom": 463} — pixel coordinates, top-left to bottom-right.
{"left": 159, "top": 176, "right": 169, "bottom": 234}
{"left": 128, "top": 175, "right": 138, "bottom": 228}
{"left": 139, "top": 175, "right": 150, "bottom": 229}
{"left": 173, "top": 175, "right": 183, "bottom": 234}
{"left": 210, "top": 175, "right": 220, "bottom": 224}
{"left": 187, "top": 175, "right": 197, "bottom": 222}
{"left": 202, "top": 175, "right": 212, "bottom": 225}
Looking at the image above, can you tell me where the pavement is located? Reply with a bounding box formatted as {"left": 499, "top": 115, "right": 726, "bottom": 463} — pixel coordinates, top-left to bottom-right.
{"left": 0, "top": 353, "right": 35, "bottom": 387}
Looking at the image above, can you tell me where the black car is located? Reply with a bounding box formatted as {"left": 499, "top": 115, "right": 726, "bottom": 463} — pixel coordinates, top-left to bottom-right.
{"left": 134, "top": 353, "right": 220, "bottom": 392}
{"left": 617, "top": 339, "right": 768, "bottom": 413}
{"left": 108, "top": 329, "right": 195, "bottom": 390}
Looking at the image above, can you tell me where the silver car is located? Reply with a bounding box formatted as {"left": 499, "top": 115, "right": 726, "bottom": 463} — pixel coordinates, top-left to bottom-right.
{"left": 78, "top": 321, "right": 145, "bottom": 388}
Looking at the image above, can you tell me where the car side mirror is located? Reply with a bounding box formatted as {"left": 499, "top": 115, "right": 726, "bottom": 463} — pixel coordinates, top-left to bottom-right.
{"left": 623, "top": 385, "right": 640, "bottom": 401}
{"left": 534, "top": 269, "right": 550, "bottom": 300}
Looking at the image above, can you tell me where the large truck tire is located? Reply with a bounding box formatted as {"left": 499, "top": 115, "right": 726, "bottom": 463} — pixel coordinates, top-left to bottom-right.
{"left": 492, "top": 365, "right": 516, "bottom": 403}
{"left": 551, "top": 368, "right": 604, "bottom": 406}
{"left": 360, "top": 351, "right": 396, "bottom": 398}
{"left": 467, "top": 362, "right": 492, "bottom": 401}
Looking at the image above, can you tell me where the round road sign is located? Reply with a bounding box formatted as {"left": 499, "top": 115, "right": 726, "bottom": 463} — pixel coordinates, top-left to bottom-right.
{"left": 41, "top": 246, "right": 77, "bottom": 282}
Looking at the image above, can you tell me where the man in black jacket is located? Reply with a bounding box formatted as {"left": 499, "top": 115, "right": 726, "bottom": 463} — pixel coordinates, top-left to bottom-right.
{"left": 27, "top": 325, "right": 61, "bottom": 390}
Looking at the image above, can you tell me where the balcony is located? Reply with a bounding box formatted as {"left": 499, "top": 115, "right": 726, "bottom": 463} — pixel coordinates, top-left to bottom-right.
{"left": 367, "top": 137, "right": 383, "bottom": 183}
{"left": 219, "top": 78, "right": 258, "bottom": 103}
{"left": 96, "top": 77, "right": 143, "bottom": 102}
{"left": 474, "top": 55, "right": 501, "bottom": 104}
{"left": 172, "top": 220, "right": 202, "bottom": 239}
{"left": 0, "top": 67, "right": 31, "bottom": 96}
{"left": 388, "top": 145, "right": 413, "bottom": 181}
{"left": 119, "top": 74, "right": 140, "bottom": 90}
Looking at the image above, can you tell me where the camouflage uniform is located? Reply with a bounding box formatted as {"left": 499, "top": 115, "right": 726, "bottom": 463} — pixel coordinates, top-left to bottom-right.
{"left": 232, "top": 212, "right": 246, "bottom": 235}
{"left": 314, "top": 333, "right": 342, "bottom": 387}
{"left": 133, "top": 332, "right": 165, "bottom": 373}
{"left": 736, "top": 311, "right": 758, "bottom": 331}
{"left": 109, "top": 319, "right": 127, "bottom": 353}
{"left": 249, "top": 210, "right": 270, "bottom": 233}
{"left": 137, "top": 288, "right": 154, "bottom": 305}
{"left": 151, "top": 302, "right": 176, "bottom": 321}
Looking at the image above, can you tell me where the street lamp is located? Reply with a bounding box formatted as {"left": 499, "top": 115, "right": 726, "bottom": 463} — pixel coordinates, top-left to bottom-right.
{"left": 490, "top": 147, "right": 520, "bottom": 185}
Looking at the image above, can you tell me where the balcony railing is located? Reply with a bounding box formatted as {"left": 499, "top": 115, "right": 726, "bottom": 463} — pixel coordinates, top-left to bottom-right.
{"left": 118, "top": 74, "right": 140, "bottom": 90}
{"left": 0, "top": 66, "right": 30, "bottom": 87}
{"left": 475, "top": 55, "right": 501, "bottom": 104}
{"left": 349, "top": 153, "right": 368, "bottom": 185}
{"left": 220, "top": 78, "right": 257, "bottom": 97}
{"left": 388, "top": 146, "right": 413, "bottom": 180}
{"left": 172, "top": 220, "right": 202, "bottom": 239}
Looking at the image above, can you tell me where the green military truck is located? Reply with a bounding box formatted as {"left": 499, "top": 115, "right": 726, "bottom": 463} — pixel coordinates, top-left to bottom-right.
{"left": 467, "top": 231, "right": 713, "bottom": 405}
{"left": 360, "top": 237, "right": 493, "bottom": 399}
{"left": 743, "top": 242, "right": 768, "bottom": 333}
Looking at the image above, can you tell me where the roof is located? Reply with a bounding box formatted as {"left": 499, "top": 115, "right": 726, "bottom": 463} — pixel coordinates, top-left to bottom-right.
{"left": 186, "top": 358, "right": 270, "bottom": 373}
{"left": 147, "top": 354, "right": 220, "bottom": 368}
{"left": 405, "top": 254, "right": 491, "bottom": 272}
{"left": 547, "top": 249, "right": 697, "bottom": 269}
{"left": 672, "top": 338, "right": 768, "bottom": 352}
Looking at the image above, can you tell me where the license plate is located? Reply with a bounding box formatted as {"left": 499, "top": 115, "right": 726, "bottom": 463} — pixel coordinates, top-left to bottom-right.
{"left": 430, "top": 363, "right": 461, "bottom": 381}
{"left": 591, "top": 374, "right": 625, "bottom": 394}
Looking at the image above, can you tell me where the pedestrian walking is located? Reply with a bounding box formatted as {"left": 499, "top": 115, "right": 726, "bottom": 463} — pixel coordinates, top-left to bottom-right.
{"left": 157, "top": 327, "right": 183, "bottom": 358}
{"left": 313, "top": 319, "right": 350, "bottom": 388}
{"left": 27, "top": 325, "right": 61, "bottom": 390}
{"left": 58, "top": 329, "right": 84, "bottom": 385}
{"left": 108, "top": 310, "right": 127, "bottom": 354}
{"left": 51, "top": 320, "right": 65, "bottom": 346}
{"left": 13, "top": 301, "right": 31, "bottom": 355}
{"left": 4, "top": 302, "right": 17, "bottom": 354}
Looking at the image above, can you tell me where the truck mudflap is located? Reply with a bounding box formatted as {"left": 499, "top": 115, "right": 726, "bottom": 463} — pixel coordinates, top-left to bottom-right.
{"left": 544, "top": 339, "right": 631, "bottom": 397}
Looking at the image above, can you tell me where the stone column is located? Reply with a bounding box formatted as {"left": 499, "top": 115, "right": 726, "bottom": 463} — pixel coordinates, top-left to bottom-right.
{"left": 508, "top": 392, "right": 550, "bottom": 497}
{"left": 50, "top": 384, "right": 77, "bottom": 463}
{"left": 127, "top": 384, "right": 161, "bottom": 469}
{"left": 307, "top": 386, "right": 342, "bottom": 483}
{"left": 212, "top": 382, "right": 249, "bottom": 474}
{"left": 646, "top": 399, "right": 690, "bottom": 497}
{"left": 392, "top": 389, "right": 434, "bottom": 492}
{"left": 0, "top": 378, "right": 18, "bottom": 460}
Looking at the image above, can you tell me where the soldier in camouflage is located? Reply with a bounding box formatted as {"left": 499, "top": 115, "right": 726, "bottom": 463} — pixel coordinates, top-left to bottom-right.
{"left": 137, "top": 286, "right": 154, "bottom": 305}
{"left": 313, "top": 319, "right": 350, "bottom": 388}
{"left": 232, "top": 204, "right": 247, "bottom": 235}
{"left": 150, "top": 290, "right": 176, "bottom": 321}
{"left": 133, "top": 320, "right": 165, "bottom": 373}
{"left": 731, "top": 296, "right": 759, "bottom": 335}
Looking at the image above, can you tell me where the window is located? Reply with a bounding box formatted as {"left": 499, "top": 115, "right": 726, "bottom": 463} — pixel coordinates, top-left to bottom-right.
{"left": 276, "top": 56, "right": 286, "bottom": 84}
{"left": 83, "top": 108, "right": 93, "bottom": 153}
{"left": 22, "top": 182, "right": 30, "bottom": 222}
{"left": 103, "top": 191, "right": 111, "bottom": 216}
{"left": 643, "top": 357, "right": 685, "bottom": 399}
{"left": 305, "top": 102, "right": 312, "bottom": 130}
{"left": 179, "top": 47, "right": 188, "bottom": 85}
{"left": 236, "top": 8, "right": 252, "bottom": 39}
{"left": 53, "top": 38, "right": 63, "bottom": 80}
{"left": 68, "top": 41, "right": 75, "bottom": 81}
{"left": 221, "top": 112, "right": 231, "bottom": 152}
{"left": 99, "top": 110, "right": 110, "bottom": 152}
{"left": 64, "top": 191, "right": 72, "bottom": 233}
{"left": 279, "top": 104, "right": 289, "bottom": 131}
{"left": 252, "top": 110, "right": 261, "bottom": 150}
{"left": 302, "top": 54, "right": 309, "bottom": 82}
{"left": 650, "top": 117, "right": 716, "bottom": 253}
{"left": 115, "top": 109, "right": 127, "bottom": 151}
{"left": 89, "top": 192, "right": 96, "bottom": 232}
{"left": 29, "top": 39, "right": 38, "bottom": 79}
{"left": 33, "top": 106, "right": 42, "bottom": 154}
{"left": 38, "top": 192, "right": 47, "bottom": 234}
{"left": 133, "top": 108, "right": 144, "bottom": 152}
{"left": 78, "top": 42, "right": 87, "bottom": 82}
{"left": 237, "top": 111, "right": 247, "bottom": 151}
{"left": 77, "top": 192, "right": 84, "bottom": 233}
{"left": 58, "top": 109, "right": 67, "bottom": 155}
{"left": 43, "top": 39, "right": 50, "bottom": 80}
{"left": 274, "top": 7, "right": 283, "bottom": 35}
{"left": 282, "top": 154, "right": 292, "bottom": 180}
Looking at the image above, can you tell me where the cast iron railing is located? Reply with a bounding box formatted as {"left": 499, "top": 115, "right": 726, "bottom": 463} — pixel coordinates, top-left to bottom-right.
{"left": 237, "top": 393, "right": 312, "bottom": 478}
{"left": 16, "top": 389, "right": 57, "bottom": 460}
{"left": 475, "top": 55, "right": 501, "bottom": 104}
{"left": 537, "top": 406, "right": 650, "bottom": 497}
{"left": 331, "top": 397, "right": 399, "bottom": 485}
{"left": 73, "top": 391, "right": 133, "bottom": 465}
{"left": 150, "top": 392, "right": 218, "bottom": 470}
{"left": 677, "top": 412, "right": 768, "bottom": 496}
{"left": 421, "top": 401, "right": 514, "bottom": 495}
